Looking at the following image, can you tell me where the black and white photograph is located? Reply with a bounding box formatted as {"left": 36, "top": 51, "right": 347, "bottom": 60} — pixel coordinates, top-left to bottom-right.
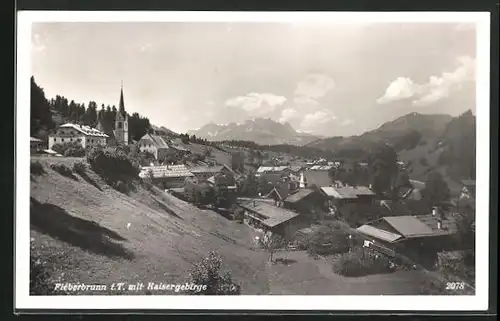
{"left": 16, "top": 11, "right": 491, "bottom": 311}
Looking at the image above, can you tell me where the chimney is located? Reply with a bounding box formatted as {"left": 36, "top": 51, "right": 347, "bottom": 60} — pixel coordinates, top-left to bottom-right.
{"left": 432, "top": 206, "right": 439, "bottom": 216}
{"left": 253, "top": 200, "right": 256, "bottom": 207}
{"left": 437, "top": 218, "right": 442, "bottom": 230}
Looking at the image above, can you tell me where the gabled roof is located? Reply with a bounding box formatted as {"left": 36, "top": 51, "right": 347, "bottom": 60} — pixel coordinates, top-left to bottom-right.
{"left": 284, "top": 188, "right": 315, "bottom": 204}
{"left": 310, "top": 165, "right": 333, "bottom": 171}
{"left": 409, "top": 179, "right": 426, "bottom": 190}
{"left": 139, "top": 133, "right": 169, "bottom": 149}
{"left": 352, "top": 186, "right": 375, "bottom": 196}
{"left": 238, "top": 199, "right": 299, "bottom": 228}
{"left": 266, "top": 184, "right": 292, "bottom": 201}
{"left": 356, "top": 225, "right": 403, "bottom": 243}
{"left": 139, "top": 165, "right": 194, "bottom": 178}
{"left": 58, "top": 123, "right": 109, "bottom": 138}
{"left": 381, "top": 216, "right": 434, "bottom": 238}
{"left": 416, "top": 214, "right": 459, "bottom": 235}
{"left": 320, "top": 186, "right": 358, "bottom": 199}
{"left": 256, "top": 166, "right": 290, "bottom": 174}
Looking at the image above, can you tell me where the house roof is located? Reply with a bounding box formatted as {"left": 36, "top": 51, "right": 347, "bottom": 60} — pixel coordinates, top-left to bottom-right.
{"left": 30, "top": 137, "right": 43, "bottom": 142}
{"left": 139, "top": 165, "right": 194, "bottom": 178}
{"left": 256, "top": 166, "right": 289, "bottom": 174}
{"left": 320, "top": 186, "right": 358, "bottom": 199}
{"left": 238, "top": 199, "right": 299, "bottom": 228}
{"left": 42, "top": 149, "right": 60, "bottom": 155}
{"left": 304, "top": 170, "right": 332, "bottom": 187}
{"left": 352, "top": 186, "right": 375, "bottom": 196}
{"left": 409, "top": 179, "right": 426, "bottom": 190}
{"left": 139, "top": 133, "right": 169, "bottom": 149}
{"left": 381, "top": 216, "right": 435, "bottom": 237}
{"left": 356, "top": 225, "right": 403, "bottom": 243}
{"left": 415, "top": 214, "right": 459, "bottom": 234}
{"left": 284, "top": 188, "right": 315, "bottom": 204}
{"left": 58, "top": 123, "right": 109, "bottom": 138}
{"left": 266, "top": 184, "right": 292, "bottom": 201}
{"left": 310, "top": 165, "right": 333, "bottom": 171}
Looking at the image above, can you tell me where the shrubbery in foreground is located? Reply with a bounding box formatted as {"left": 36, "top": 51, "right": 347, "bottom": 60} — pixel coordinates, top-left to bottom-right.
{"left": 51, "top": 141, "right": 85, "bottom": 157}
{"left": 188, "top": 251, "right": 240, "bottom": 295}
{"left": 332, "top": 248, "right": 394, "bottom": 277}
{"left": 30, "top": 240, "right": 55, "bottom": 295}
{"left": 49, "top": 163, "right": 74, "bottom": 178}
{"left": 72, "top": 160, "right": 87, "bottom": 175}
{"left": 86, "top": 146, "right": 140, "bottom": 192}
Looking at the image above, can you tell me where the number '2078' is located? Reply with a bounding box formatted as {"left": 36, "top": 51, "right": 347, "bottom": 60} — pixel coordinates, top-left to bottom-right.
{"left": 446, "top": 282, "right": 465, "bottom": 290}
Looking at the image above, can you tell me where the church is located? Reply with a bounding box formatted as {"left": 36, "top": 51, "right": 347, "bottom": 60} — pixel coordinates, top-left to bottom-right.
{"left": 48, "top": 83, "right": 129, "bottom": 151}
{"left": 113, "top": 83, "right": 129, "bottom": 145}
{"left": 96, "top": 82, "right": 129, "bottom": 146}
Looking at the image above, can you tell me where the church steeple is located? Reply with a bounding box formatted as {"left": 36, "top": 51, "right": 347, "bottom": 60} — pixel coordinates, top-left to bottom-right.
{"left": 114, "top": 81, "right": 129, "bottom": 145}
{"left": 118, "top": 80, "right": 125, "bottom": 117}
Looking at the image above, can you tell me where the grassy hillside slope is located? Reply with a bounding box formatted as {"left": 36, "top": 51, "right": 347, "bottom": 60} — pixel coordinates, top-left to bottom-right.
{"left": 30, "top": 156, "right": 269, "bottom": 295}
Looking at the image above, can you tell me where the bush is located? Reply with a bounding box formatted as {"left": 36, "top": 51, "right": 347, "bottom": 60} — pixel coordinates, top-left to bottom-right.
{"left": 72, "top": 161, "right": 87, "bottom": 175}
{"left": 86, "top": 146, "right": 140, "bottom": 185}
{"left": 64, "top": 147, "right": 85, "bottom": 157}
{"left": 30, "top": 161, "right": 45, "bottom": 176}
{"left": 188, "top": 251, "right": 240, "bottom": 295}
{"left": 30, "top": 253, "right": 54, "bottom": 295}
{"left": 49, "top": 163, "right": 74, "bottom": 178}
{"left": 306, "top": 223, "right": 352, "bottom": 255}
{"left": 52, "top": 141, "right": 85, "bottom": 157}
{"left": 332, "top": 248, "right": 394, "bottom": 277}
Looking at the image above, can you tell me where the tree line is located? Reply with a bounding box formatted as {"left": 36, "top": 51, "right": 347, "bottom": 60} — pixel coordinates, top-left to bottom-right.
{"left": 30, "top": 76, "right": 152, "bottom": 143}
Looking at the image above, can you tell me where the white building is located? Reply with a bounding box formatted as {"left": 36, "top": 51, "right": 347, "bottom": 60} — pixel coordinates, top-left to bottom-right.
{"left": 48, "top": 123, "right": 108, "bottom": 150}
{"left": 137, "top": 133, "right": 170, "bottom": 160}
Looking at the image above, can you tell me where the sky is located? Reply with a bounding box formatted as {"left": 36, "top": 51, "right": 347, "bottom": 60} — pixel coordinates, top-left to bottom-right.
{"left": 31, "top": 22, "right": 477, "bottom": 137}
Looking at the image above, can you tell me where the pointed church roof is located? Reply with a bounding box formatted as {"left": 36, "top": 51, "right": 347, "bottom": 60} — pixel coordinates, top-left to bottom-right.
{"left": 116, "top": 82, "right": 127, "bottom": 121}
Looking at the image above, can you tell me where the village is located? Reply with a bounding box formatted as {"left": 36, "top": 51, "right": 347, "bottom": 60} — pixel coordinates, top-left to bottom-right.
{"left": 29, "top": 83, "right": 477, "bottom": 296}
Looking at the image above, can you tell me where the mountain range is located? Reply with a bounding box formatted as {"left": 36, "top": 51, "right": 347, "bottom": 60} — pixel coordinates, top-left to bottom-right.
{"left": 188, "top": 118, "right": 321, "bottom": 146}
{"left": 306, "top": 112, "right": 455, "bottom": 153}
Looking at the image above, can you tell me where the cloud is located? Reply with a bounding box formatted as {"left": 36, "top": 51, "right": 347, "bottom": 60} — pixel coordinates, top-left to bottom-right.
{"left": 294, "top": 73, "right": 335, "bottom": 100}
{"left": 300, "top": 109, "right": 337, "bottom": 131}
{"left": 341, "top": 119, "right": 354, "bottom": 126}
{"left": 377, "top": 56, "right": 476, "bottom": 107}
{"left": 225, "top": 93, "right": 287, "bottom": 116}
{"left": 376, "top": 77, "right": 419, "bottom": 104}
{"left": 293, "top": 95, "right": 320, "bottom": 106}
{"left": 279, "top": 107, "right": 299, "bottom": 123}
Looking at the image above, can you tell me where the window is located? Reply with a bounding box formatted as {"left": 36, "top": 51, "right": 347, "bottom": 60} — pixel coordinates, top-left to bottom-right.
{"left": 70, "top": 138, "right": 73, "bottom": 142}
{"left": 117, "top": 122, "right": 122, "bottom": 129}
{"left": 61, "top": 138, "right": 64, "bottom": 142}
